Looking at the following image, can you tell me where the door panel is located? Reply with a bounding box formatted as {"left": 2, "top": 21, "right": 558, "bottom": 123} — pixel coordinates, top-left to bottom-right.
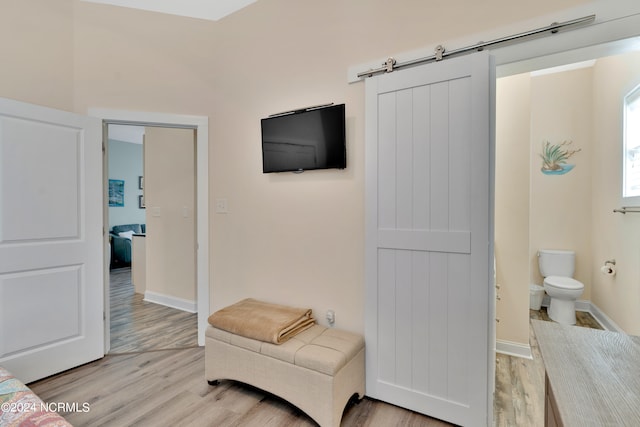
{"left": 0, "top": 98, "right": 103, "bottom": 383}
{"left": 2, "top": 267, "right": 81, "bottom": 354}
{"left": 1, "top": 118, "right": 80, "bottom": 241}
{"left": 365, "top": 52, "right": 494, "bottom": 426}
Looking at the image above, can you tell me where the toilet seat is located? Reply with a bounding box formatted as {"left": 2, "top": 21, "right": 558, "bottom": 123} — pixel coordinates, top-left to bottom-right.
{"left": 544, "top": 275, "right": 584, "bottom": 290}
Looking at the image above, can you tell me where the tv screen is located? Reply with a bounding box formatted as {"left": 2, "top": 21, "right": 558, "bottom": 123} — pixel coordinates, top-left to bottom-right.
{"left": 261, "top": 103, "right": 346, "bottom": 173}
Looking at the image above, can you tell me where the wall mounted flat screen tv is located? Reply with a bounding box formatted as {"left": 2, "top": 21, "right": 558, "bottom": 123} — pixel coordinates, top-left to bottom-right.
{"left": 261, "top": 103, "right": 346, "bottom": 173}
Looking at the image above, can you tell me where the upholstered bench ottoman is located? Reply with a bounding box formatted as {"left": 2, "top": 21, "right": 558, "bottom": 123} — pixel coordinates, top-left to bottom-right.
{"left": 205, "top": 324, "right": 365, "bottom": 427}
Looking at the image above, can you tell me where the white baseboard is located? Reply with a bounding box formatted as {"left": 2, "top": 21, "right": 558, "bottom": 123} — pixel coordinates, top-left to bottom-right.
{"left": 496, "top": 340, "right": 533, "bottom": 360}
{"left": 574, "top": 299, "right": 591, "bottom": 312}
{"left": 504, "top": 298, "right": 621, "bottom": 360}
{"left": 542, "top": 297, "right": 622, "bottom": 332}
{"left": 144, "top": 291, "right": 197, "bottom": 313}
{"left": 587, "top": 301, "right": 623, "bottom": 333}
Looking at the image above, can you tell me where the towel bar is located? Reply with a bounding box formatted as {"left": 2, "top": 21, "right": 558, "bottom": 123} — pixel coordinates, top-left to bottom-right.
{"left": 613, "top": 206, "right": 640, "bottom": 214}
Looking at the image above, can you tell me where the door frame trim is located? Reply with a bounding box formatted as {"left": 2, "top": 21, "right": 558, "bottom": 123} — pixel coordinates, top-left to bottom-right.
{"left": 89, "top": 108, "right": 209, "bottom": 347}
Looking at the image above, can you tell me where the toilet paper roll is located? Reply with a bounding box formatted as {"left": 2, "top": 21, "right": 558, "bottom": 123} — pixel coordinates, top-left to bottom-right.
{"left": 600, "top": 265, "right": 616, "bottom": 276}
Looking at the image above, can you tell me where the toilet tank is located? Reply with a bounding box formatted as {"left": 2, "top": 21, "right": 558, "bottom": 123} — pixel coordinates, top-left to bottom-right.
{"left": 538, "top": 249, "right": 575, "bottom": 277}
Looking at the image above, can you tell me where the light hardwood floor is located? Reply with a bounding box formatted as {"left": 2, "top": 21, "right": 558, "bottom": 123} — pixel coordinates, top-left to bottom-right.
{"left": 29, "top": 278, "right": 603, "bottom": 426}
{"left": 494, "top": 308, "right": 602, "bottom": 426}
{"left": 109, "top": 267, "right": 198, "bottom": 353}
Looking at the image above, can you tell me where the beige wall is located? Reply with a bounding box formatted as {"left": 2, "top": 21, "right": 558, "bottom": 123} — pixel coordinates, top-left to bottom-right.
{"left": 144, "top": 127, "right": 196, "bottom": 302}
{"left": 194, "top": 0, "right": 588, "bottom": 332}
{"left": 495, "top": 74, "right": 532, "bottom": 345}
{"left": 496, "top": 68, "right": 595, "bottom": 347}
{"left": 529, "top": 68, "right": 594, "bottom": 295}
{"left": 0, "top": 0, "right": 74, "bottom": 110}
{"left": 1, "top": 0, "right": 594, "bottom": 335}
{"left": 591, "top": 52, "right": 640, "bottom": 335}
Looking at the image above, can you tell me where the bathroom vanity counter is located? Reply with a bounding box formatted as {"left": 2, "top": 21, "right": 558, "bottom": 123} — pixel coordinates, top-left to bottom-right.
{"left": 532, "top": 320, "right": 640, "bottom": 426}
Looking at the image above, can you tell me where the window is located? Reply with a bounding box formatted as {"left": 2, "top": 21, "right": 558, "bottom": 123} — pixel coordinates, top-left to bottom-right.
{"left": 624, "top": 84, "right": 640, "bottom": 201}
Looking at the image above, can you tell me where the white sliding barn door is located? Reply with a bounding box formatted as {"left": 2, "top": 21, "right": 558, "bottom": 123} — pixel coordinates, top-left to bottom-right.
{"left": 365, "top": 52, "right": 495, "bottom": 426}
{"left": 0, "top": 98, "right": 104, "bottom": 383}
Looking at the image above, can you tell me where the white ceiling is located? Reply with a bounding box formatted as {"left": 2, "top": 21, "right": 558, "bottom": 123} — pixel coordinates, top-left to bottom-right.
{"left": 81, "top": 0, "right": 257, "bottom": 21}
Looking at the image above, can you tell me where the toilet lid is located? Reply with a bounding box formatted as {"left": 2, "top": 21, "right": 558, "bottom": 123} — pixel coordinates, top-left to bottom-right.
{"left": 544, "top": 276, "right": 584, "bottom": 290}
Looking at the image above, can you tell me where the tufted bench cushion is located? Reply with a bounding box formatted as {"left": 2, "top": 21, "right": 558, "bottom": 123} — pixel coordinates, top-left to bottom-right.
{"left": 208, "top": 324, "right": 362, "bottom": 375}
{"left": 206, "top": 324, "right": 365, "bottom": 427}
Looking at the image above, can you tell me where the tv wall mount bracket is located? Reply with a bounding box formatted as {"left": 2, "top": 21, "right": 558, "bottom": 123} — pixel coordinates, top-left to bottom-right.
{"left": 269, "top": 103, "right": 334, "bottom": 118}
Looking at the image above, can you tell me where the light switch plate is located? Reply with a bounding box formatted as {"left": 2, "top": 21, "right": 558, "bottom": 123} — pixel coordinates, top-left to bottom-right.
{"left": 215, "top": 198, "right": 228, "bottom": 214}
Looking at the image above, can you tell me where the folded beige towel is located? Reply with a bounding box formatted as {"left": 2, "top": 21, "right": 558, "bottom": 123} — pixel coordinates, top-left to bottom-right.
{"left": 207, "top": 298, "right": 316, "bottom": 344}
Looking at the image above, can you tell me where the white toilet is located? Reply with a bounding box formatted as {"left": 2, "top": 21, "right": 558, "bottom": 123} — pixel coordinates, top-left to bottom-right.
{"left": 538, "top": 249, "right": 584, "bottom": 325}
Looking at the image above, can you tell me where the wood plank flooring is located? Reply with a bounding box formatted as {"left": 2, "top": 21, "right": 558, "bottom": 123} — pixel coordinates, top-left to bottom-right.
{"left": 30, "top": 347, "right": 452, "bottom": 427}
{"left": 109, "top": 267, "right": 198, "bottom": 353}
{"left": 29, "top": 286, "right": 604, "bottom": 427}
{"left": 493, "top": 308, "right": 603, "bottom": 426}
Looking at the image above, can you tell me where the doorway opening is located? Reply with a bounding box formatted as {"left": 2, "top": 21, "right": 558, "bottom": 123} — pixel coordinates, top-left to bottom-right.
{"left": 106, "top": 124, "right": 198, "bottom": 353}
{"left": 495, "top": 36, "right": 640, "bottom": 355}
{"left": 91, "top": 108, "right": 210, "bottom": 354}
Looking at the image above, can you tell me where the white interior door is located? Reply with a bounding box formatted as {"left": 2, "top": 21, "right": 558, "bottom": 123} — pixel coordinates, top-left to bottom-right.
{"left": 365, "top": 52, "right": 495, "bottom": 426}
{"left": 0, "top": 98, "right": 104, "bottom": 383}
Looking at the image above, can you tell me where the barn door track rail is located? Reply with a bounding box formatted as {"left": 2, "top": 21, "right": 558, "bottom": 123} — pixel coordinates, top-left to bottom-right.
{"left": 357, "top": 14, "right": 596, "bottom": 79}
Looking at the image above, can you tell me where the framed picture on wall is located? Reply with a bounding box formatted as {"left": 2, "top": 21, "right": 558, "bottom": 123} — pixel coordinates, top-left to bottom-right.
{"left": 138, "top": 195, "right": 145, "bottom": 209}
{"left": 108, "top": 179, "right": 124, "bottom": 207}
{"left": 138, "top": 176, "right": 144, "bottom": 190}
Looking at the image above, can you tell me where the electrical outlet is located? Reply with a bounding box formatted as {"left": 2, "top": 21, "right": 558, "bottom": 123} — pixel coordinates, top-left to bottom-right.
{"left": 326, "top": 310, "right": 335, "bottom": 325}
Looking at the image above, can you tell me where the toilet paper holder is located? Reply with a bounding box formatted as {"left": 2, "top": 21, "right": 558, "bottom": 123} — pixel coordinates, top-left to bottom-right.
{"left": 601, "top": 259, "right": 616, "bottom": 276}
